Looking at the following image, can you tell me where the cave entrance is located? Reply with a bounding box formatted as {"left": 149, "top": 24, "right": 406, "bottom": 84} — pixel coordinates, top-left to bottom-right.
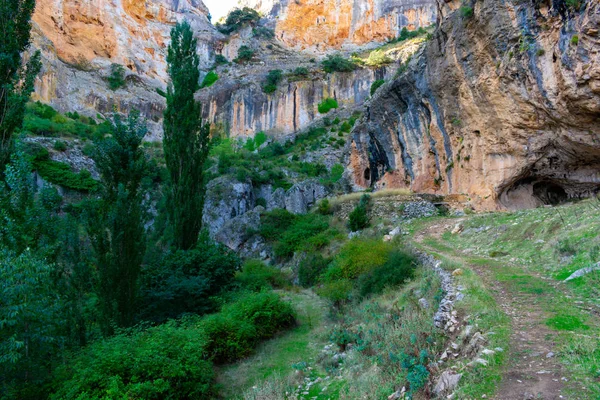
{"left": 364, "top": 167, "right": 371, "bottom": 180}
{"left": 533, "top": 181, "right": 568, "bottom": 205}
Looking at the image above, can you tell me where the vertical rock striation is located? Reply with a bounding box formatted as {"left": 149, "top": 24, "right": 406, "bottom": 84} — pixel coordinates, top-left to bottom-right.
{"left": 349, "top": 0, "right": 600, "bottom": 209}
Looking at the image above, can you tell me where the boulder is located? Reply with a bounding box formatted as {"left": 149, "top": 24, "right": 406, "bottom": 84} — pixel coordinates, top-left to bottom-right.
{"left": 433, "top": 371, "right": 462, "bottom": 397}
{"left": 203, "top": 176, "right": 255, "bottom": 237}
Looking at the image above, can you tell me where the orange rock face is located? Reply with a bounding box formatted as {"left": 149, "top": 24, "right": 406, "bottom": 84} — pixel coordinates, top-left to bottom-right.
{"left": 245, "top": 0, "right": 437, "bottom": 50}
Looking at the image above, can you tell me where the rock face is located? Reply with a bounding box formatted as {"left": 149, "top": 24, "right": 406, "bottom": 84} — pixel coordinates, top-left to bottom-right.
{"left": 241, "top": 0, "right": 437, "bottom": 51}
{"left": 349, "top": 0, "right": 600, "bottom": 209}
{"left": 30, "top": 0, "right": 221, "bottom": 139}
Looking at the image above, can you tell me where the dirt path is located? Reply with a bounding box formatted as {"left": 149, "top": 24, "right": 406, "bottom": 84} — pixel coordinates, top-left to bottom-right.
{"left": 414, "top": 219, "right": 568, "bottom": 400}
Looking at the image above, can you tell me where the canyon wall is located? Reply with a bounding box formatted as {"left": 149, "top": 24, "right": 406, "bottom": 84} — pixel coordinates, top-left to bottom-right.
{"left": 240, "top": 0, "right": 437, "bottom": 51}
{"left": 199, "top": 63, "right": 391, "bottom": 138}
{"left": 30, "top": 0, "right": 220, "bottom": 139}
{"left": 349, "top": 0, "right": 600, "bottom": 210}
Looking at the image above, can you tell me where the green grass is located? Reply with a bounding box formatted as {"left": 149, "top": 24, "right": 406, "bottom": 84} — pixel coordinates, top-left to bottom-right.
{"left": 415, "top": 200, "right": 600, "bottom": 398}
{"left": 217, "top": 290, "right": 329, "bottom": 398}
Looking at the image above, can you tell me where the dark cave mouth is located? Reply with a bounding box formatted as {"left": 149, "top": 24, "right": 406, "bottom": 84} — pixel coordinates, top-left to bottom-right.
{"left": 500, "top": 177, "right": 599, "bottom": 209}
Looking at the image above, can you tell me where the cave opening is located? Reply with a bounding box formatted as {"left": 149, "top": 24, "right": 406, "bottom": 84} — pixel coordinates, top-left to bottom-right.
{"left": 364, "top": 167, "right": 371, "bottom": 180}
{"left": 532, "top": 181, "right": 568, "bottom": 205}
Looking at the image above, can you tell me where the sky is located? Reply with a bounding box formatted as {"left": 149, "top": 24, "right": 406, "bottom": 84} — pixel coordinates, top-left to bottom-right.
{"left": 203, "top": 0, "right": 239, "bottom": 22}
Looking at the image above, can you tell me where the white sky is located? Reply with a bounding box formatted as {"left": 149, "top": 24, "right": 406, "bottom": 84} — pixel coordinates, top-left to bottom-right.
{"left": 203, "top": 0, "right": 239, "bottom": 22}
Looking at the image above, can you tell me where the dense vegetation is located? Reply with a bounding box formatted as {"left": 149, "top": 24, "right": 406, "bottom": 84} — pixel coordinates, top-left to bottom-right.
{"left": 0, "top": 0, "right": 41, "bottom": 172}
{"left": 216, "top": 7, "right": 261, "bottom": 34}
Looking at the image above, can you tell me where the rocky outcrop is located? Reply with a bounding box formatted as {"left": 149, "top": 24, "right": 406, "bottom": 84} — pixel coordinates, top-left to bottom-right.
{"left": 241, "top": 0, "right": 437, "bottom": 52}
{"left": 30, "top": 0, "right": 221, "bottom": 139}
{"left": 349, "top": 0, "right": 600, "bottom": 210}
{"left": 203, "top": 175, "right": 329, "bottom": 252}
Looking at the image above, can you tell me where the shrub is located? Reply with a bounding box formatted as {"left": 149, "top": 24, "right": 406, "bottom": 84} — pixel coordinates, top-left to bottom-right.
{"left": 107, "top": 63, "right": 126, "bottom": 90}
{"left": 291, "top": 67, "right": 309, "bottom": 78}
{"left": 51, "top": 320, "right": 217, "bottom": 399}
{"left": 370, "top": 79, "right": 385, "bottom": 96}
{"left": 322, "top": 54, "right": 357, "bottom": 73}
{"left": 214, "top": 54, "right": 228, "bottom": 65}
{"left": 34, "top": 159, "right": 100, "bottom": 192}
{"left": 259, "top": 208, "right": 298, "bottom": 241}
{"left": 357, "top": 250, "right": 416, "bottom": 297}
{"left": 329, "top": 326, "right": 359, "bottom": 351}
{"left": 235, "top": 46, "right": 255, "bottom": 63}
{"left": 340, "top": 121, "right": 352, "bottom": 133}
{"left": 348, "top": 199, "right": 369, "bottom": 231}
{"left": 460, "top": 6, "right": 474, "bottom": 18}
{"left": 201, "top": 314, "right": 258, "bottom": 363}
{"left": 200, "top": 71, "right": 219, "bottom": 88}
{"left": 263, "top": 69, "right": 283, "bottom": 93}
{"left": 316, "top": 279, "right": 353, "bottom": 307}
{"left": 140, "top": 233, "right": 241, "bottom": 322}
{"left": 365, "top": 50, "right": 393, "bottom": 67}
{"left": 317, "top": 198, "right": 332, "bottom": 215}
{"left": 571, "top": 35, "right": 579, "bottom": 46}
{"left": 53, "top": 140, "right": 67, "bottom": 152}
{"left": 235, "top": 259, "right": 289, "bottom": 291}
{"left": 273, "top": 213, "right": 330, "bottom": 259}
{"left": 330, "top": 164, "right": 344, "bottom": 182}
{"left": 318, "top": 98, "right": 339, "bottom": 114}
{"left": 298, "top": 252, "right": 330, "bottom": 287}
{"left": 334, "top": 238, "right": 393, "bottom": 279}
{"left": 27, "top": 101, "right": 57, "bottom": 119}
{"left": 217, "top": 7, "right": 261, "bottom": 34}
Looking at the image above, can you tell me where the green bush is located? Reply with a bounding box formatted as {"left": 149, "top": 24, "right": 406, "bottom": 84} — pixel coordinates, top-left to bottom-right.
{"left": 334, "top": 238, "right": 394, "bottom": 279}
{"left": 330, "top": 164, "right": 344, "bottom": 182}
{"left": 316, "top": 279, "right": 353, "bottom": 307}
{"left": 329, "top": 326, "right": 359, "bottom": 351}
{"left": 364, "top": 50, "right": 393, "bottom": 67}
{"left": 348, "top": 194, "right": 370, "bottom": 232}
{"left": 298, "top": 253, "right": 330, "bottom": 287}
{"left": 388, "top": 27, "right": 427, "bottom": 44}
{"left": 214, "top": 54, "right": 228, "bottom": 65}
{"left": 357, "top": 250, "right": 416, "bottom": 297}
{"left": 263, "top": 69, "right": 283, "bottom": 93}
{"left": 235, "top": 259, "right": 289, "bottom": 291}
{"left": 340, "top": 121, "right": 352, "bottom": 133}
{"left": 139, "top": 234, "right": 241, "bottom": 322}
{"left": 217, "top": 7, "right": 261, "bottom": 34}
{"left": 318, "top": 98, "right": 338, "bottom": 114}
{"left": 322, "top": 54, "right": 357, "bottom": 73}
{"left": 291, "top": 67, "right": 309, "bottom": 79}
{"left": 201, "top": 313, "right": 258, "bottom": 363}
{"left": 51, "top": 320, "right": 217, "bottom": 399}
{"left": 27, "top": 101, "right": 57, "bottom": 119}
{"left": 107, "top": 63, "right": 126, "bottom": 90}
{"left": 273, "top": 214, "right": 330, "bottom": 259}
{"left": 571, "top": 35, "right": 579, "bottom": 46}
{"left": 317, "top": 198, "right": 332, "bottom": 215}
{"left": 222, "top": 291, "right": 296, "bottom": 339}
{"left": 53, "top": 140, "right": 67, "bottom": 152}
{"left": 200, "top": 71, "right": 219, "bottom": 88}
{"left": 460, "top": 6, "right": 474, "bottom": 18}
{"left": 370, "top": 79, "right": 385, "bottom": 96}
{"left": 235, "top": 45, "right": 255, "bottom": 63}
{"left": 34, "top": 159, "right": 100, "bottom": 192}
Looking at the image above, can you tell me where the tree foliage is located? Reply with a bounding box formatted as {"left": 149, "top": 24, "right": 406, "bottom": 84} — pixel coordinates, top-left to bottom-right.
{"left": 163, "top": 21, "right": 211, "bottom": 250}
{"left": 87, "top": 111, "right": 149, "bottom": 330}
{"left": 0, "top": 0, "right": 41, "bottom": 173}
{"left": 217, "top": 7, "right": 261, "bottom": 34}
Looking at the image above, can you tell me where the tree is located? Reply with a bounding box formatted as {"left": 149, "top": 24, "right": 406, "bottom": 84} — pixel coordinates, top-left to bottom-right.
{"left": 163, "top": 21, "right": 211, "bottom": 250}
{"left": 0, "top": 0, "right": 42, "bottom": 174}
{"left": 0, "top": 250, "right": 62, "bottom": 399}
{"left": 87, "top": 111, "right": 149, "bottom": 330}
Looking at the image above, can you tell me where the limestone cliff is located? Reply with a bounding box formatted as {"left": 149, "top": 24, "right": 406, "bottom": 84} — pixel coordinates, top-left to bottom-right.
{"left": 349, "top": 0, "right": 600, "bottom": 210}
{"left": 240, "top": 0, "right": 437, "bottom": 51}
{"left": 30, "top": 0, "right": 220, "bottom": 139}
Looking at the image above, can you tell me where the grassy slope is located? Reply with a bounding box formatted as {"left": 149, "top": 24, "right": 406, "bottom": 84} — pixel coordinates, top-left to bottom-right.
{"left": 407, "top": 199, "right": 600, "bottom": 398}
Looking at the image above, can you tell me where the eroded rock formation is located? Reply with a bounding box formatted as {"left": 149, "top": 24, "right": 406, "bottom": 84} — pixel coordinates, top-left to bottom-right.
{"left": 241, "top": 0, "right": 437, "bottom": 51}
{"left": 349, "top": 0, "right": 600, "bottom": 209}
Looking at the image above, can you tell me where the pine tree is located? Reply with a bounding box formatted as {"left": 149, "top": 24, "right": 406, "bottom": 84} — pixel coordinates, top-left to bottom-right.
{"left": 163, "top": 21, "right": 211, "bottom": 250}
{"left": 0, "top": 0, "right": 42, "bottom": 174}
{"left": 88, "top": 111, "right": 149, "bottom": 330}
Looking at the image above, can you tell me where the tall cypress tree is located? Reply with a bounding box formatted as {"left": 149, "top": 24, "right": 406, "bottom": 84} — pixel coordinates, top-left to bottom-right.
{"left": 88, "top": 111, "right": 148, "bottom": 330}
{"left": 0, "top": 0, "right": 41, "bottom": 174}
{"left": 163, "top": 21, "right": 211, "bottom": 250}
